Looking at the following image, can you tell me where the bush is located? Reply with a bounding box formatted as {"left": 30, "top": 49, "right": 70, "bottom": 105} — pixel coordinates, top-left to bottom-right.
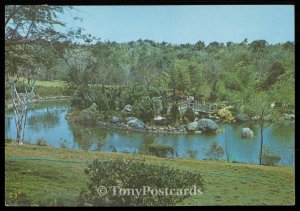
{"left": 261, "top": 155, "right": 281, "bottom": 166}
{"left": 78, "top": 157, "right": 204, "bottom": 206}
{"left": 205, "top": 141, "right": 224, "bottom": 160}
{"left": 66, "top": 104, "right": 104, "bottom": 125}
{"left": 184, "top": 107, "right": 195, "bottom": 122}
{"left": 139, "top": 143, "right": 177, "bottom": 158}
{"left": 36, "top": 138, "right": 48, "bottom": 146}
{"left": 169, "top": 103, "right": 180, "bottom": 125}
{"left": 261, "top": 145, "right": 281, "bottom": 166}
{"left": 134, "top": 97, "right": 162, "bottom": 123}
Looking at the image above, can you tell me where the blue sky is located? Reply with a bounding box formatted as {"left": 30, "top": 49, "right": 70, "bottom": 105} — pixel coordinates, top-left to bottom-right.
{"left": 59, "top": 5, "right": 294, "bottom": 45}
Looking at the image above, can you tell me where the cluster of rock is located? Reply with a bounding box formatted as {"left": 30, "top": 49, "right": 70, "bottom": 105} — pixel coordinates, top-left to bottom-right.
{"left": 186, "top": 118, "right": 219, "bottom": 133}
{"left": 282, "top": 113, "right": 295, "bottom": 121}
{"left": 105, "top": 104, "right": 291, "bottom": 137}
{"left": 110, "top": 115, "right": 187, "bottom": 134}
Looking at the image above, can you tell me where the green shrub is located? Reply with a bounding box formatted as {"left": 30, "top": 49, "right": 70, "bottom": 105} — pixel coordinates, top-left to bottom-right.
{"left": 78, "top": 157, "right": 204, "bottom": 206}
{"left": 169, "top": 103, "right": 180, "bottom": 125}
{"left": 134, "top": 97, "right": 162, "bottom": 123}
{"left": 261, "top": 155, "right": 281, "bottom": 166}
{"left": 139, "top": 143, "right": 177, "bottom": 158}
{"left": 36, "top": 138, "right": 48, "bottom": 146}
{"left": 184, "top": 107, "right": 195, "bottom": 122}
{"left": 261, "top": 145, "right": 281, "bottom": 166}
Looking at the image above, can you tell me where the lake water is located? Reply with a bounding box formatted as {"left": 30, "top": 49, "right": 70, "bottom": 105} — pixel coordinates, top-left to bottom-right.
{"left": 5, "top": 101, "right": 295, "bottom": 166}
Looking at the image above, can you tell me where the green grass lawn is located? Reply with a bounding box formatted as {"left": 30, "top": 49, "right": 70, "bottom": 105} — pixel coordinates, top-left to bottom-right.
{"left": 5, "top": 143, "right": 295, "bottom": 206}
{"left": 17, "top": 78, "right": 68, "bottom": 88}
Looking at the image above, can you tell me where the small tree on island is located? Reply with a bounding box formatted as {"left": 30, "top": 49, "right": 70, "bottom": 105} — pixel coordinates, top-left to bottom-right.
{"left": 244, "top": 92, "right": 280, "bottom": 165}
{"left": 184, "top": 107, "right": 195, "bottom": 122}
{"left": 169, "top": 102, "right": 180, "bottom": 125}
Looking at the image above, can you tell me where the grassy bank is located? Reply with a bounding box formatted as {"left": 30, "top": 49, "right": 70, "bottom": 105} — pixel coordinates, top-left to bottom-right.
{"left": 5, "top": 143, "right": 295, "bottom": 206}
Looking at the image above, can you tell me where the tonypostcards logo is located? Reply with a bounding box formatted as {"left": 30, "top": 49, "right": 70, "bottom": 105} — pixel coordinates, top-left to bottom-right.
{"left": 97, "top": 185, "right": 203, "bottom": 198}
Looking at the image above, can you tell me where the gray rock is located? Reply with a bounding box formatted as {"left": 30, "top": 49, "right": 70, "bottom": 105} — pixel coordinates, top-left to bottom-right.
{"left": 282, "top": 113, "right": 295, "bottom": 120}
{"left": 186, "top": 121, "right": 199, "bottom": 131}
{"left": 208, "top": 114, "right": 220, "bottom": 121}
{"left": 112, "top": 116, "right": 121, "bottom": 124}
{"left": 197, "top": 118, "right": 219, "bottom": 132}
{"left": 128, "top": 118, "right": 145, "bottom": 129}
{"left": 126, "top": 117, "right": 137, "bottom": 122}
{"left": 236, "top": 113, "right": 250, "bottom": 122}
{"left": 242, "top": 128, "right": 254, "bottom": 138}
{"left": 153, "top": 116, "right": 166, "bottom": 125}
{"left": 122, "top": 104, "right": 132, "bottom": 113}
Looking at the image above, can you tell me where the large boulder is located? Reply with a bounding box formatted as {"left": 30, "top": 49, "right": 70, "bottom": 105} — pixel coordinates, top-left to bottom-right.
{"left": 128, "top": 118, "right": 145, "bottom": 129}
{"left": 122, "top": 104, "right": 132, "bottom": 113}
{"left": 241, "top": 128, "right": 254, "bottom": 138}
{"left": 111, "top": 116, "right": 121, "bottom": 124}
{"left": 236, "top": 113, "right": 250, "bottom": 122}
{"left": 197, "top": 118, "right": 219, "bottom": 132}
{"left": 186, "top": 121, "right": 199, "bottom": 132}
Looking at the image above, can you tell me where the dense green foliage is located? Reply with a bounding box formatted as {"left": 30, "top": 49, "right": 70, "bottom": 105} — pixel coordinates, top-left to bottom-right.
{"left": 78, "top": 157, "right": 204, "bottom": 206}
{"left": 56, "top": 39, "right": 294, "bottom": 127}
{"left": 25, "top": 39, "right": 293, "bottom": 114}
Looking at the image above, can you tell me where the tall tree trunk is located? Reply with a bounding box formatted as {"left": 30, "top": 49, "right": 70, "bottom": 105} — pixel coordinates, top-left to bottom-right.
{"left": 259, "top": 109, "right": 265, "bottom": 165}
{"left": 225, "top": 124, "right": 229, "bottom": 162}
{"left": 10, "top": 78, "right": 35, "bottom": 145}
{"left": 259, "top": 127, "right": 264, "bottom": 165}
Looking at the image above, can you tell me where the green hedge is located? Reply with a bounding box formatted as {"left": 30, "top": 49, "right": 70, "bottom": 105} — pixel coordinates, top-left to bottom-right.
{"left": 78, "top": 157, "right": 204, "bottom": 206}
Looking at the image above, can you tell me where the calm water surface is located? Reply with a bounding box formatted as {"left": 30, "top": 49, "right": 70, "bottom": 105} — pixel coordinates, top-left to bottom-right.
{"left": 5, "top": 102, "right": 295, "bottom": 166}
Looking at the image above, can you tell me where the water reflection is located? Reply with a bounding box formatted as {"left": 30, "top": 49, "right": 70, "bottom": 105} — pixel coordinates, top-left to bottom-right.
{"left": 27, "top": 109, "right": 60, "bottom": 130}
{"left": 5, "top": 103, "right": 295, "bottom": 166}
{"left": 69, "top": 124, "right": 108, "bottom": 151}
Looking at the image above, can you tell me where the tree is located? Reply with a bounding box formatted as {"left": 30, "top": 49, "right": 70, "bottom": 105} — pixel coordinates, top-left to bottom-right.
{"left": 5, "top": 5, "right": 82, "bottom": 144}
{"left": 169, "top": 59, "right": 191, "bottom": 97}
{"left": 184, "top": 107, "right": 195, "bottom": 122}
{"left": 195, "top": 40, "right": 205, "bottom": 50}
{"left": 260, "top": 61, "right": 285, "bottom": 90}
{"left": 244, "top": 92, "right": 279, "bottom": 165}
{"left": 152, "top": 71, "right": 171, "bottom": 115}
{"left": 169, "top": 103, "right": 180, "bottom": 125}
